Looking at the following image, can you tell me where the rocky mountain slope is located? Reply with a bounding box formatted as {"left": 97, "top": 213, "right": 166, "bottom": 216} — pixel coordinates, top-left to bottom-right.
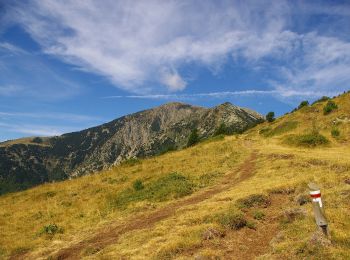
{"left": 0, "top": 102, "right": 263, "bottom": 194}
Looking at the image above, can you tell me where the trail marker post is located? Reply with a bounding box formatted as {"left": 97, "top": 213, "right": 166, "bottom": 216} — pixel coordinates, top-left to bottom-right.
{"left": 308, "top": 183, "right": 329, "bottom": 236}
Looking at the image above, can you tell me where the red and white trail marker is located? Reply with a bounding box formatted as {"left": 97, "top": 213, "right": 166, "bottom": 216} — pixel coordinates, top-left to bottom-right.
{"left": 310, "top": 190, "right": 323, "bottom": 208}
{"left": 308, "top": 183, "right": 329, "bottom": 236}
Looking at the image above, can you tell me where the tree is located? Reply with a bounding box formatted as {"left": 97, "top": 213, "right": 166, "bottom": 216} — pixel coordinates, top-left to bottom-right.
{"left": 214, "top": 122, "right": 228, "bottom": 136}
{"left": 266, "top": 112, "right": 275, "bottom": 122}
{"left": 298, "top": 100, "right": 309, "bottom": 109}
{"left": 32, "top": 137, "right": 43, "bottom": 144}
{"left": 187, "top": 128, "right": 199, "bottom": 147}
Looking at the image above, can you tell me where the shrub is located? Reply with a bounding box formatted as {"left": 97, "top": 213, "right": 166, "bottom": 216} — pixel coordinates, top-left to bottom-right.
{"left": 187, "top": 128, "right": 199, "bottom": 147}
{"left": 284, "top": 133, "right": 329, "bottom": 147}
{"left": 236, "top": 194, "right": 271, "bottom": 209}
{"left": 133, "top": 179, "right": 144, "bottom": 191}
{"left": 266, "top": 112, "right": 275, "bottom": 122}
{"left": 253, "top": 210, "right": 265, "bottom": 220}
{"left": 298, "top": 100, "right": 309, "bottom": 109}
{"left": 40, "top": 224, "right": 63, "bottom": 236}
{"left": 323, "top": 100, "right": 338, "bottom": 115}
{"left": 331, "top": 128, "right": 340, "bottom": 137}
{"left": 32, "top": 137, "right": 43, "bottom": 144}
{"left": 216, "top": 207, "right": 247, "bottom": 230}
{"left": 312, "top": 96, "right": 329, "bottom": 105}
{"left": 214, "top": 122, "right": 229, "bottom": 136}
{"left": 246, "top": 221, "right": 257, "bottom": 230}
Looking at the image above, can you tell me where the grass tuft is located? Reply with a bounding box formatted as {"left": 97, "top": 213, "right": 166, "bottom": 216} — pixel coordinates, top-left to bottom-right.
{"left": 108, "top": 172, "right": 194, "bottom": 209}
{"left": 215, "top": 206, "right": 247, "bottom": 230}
{"left": 236, "top": 194, "right": 271, "bottom": 209}
{"left": 284, "top": 133, "right": 329, "bottom": 147}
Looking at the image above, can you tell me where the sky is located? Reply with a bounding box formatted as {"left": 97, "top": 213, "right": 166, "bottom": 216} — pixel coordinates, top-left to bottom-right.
{"left": 0, "top": 0, "right": 350, "bottom": 141}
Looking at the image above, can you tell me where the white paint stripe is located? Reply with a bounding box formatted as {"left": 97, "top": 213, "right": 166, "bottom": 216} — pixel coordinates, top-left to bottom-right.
{"left": 312, "top": 197, "right": 323, "bottom": 208}
{"left": 310, "top": 190, "right": 321, "bottom": 195}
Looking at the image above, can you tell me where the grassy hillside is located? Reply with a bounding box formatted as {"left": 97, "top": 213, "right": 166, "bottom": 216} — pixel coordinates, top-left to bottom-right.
{"left": 1, "top": 93, "right": 350, "bottom": 259}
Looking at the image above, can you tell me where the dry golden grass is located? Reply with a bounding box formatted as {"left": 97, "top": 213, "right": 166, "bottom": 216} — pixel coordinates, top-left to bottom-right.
{"left": 0, "top": 92, "right": 350, "bottom": 259}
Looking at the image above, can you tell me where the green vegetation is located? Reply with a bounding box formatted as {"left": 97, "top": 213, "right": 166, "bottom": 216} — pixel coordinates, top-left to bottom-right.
{"left": 323, "top": 100, "right": 338, "bottom": 115}
{"left": 298, "top": 100, "right": 309, "bottom": 109}
{"left": 39, "top": 224, "right": 63, "bottom": 236}
{"left": 253, "top": 210, "right": 265, "bottom": 220}
{"left": 236, "top": 194, "right": 270, "bottom": 209}
{"left": 132, "top": 179, "right": 144, "bottom": 191}
{"left": 187, "top": 128, "right": 199, "bottom": 147}
{"left": 266, "top": 111, "right": 275, "bottom": 122}
{"left": 284, "top": 132, "right": 329, "bottom": 147}
{"left": 109, "top": 172, "right": 194, "bottom": 209}
{"left": 32, "top": 137, "right": 43, "bottom": 144}
{"left": 260, "top": 121, "right": 298, "bottom": 137}
{"left": 331, "top": 128, "right": 340, "bottom": 138}
{"left": 216, "top": 206, "right": 247, "bottom": 230}
{"left": 214, "top": 122, "right": 229, "bottom": 136}
{"left": 312, "top": 96, "right": 329, "bottom": 105}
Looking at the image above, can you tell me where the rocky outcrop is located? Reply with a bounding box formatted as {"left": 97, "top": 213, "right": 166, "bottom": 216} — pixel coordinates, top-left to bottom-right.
{"left": 0, "top": 102, "right": 263, "bottom": 194}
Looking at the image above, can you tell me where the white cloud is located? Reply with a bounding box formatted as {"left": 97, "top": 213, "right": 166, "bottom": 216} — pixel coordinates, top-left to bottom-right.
{"left": 0, "top": 122, "right": 75, "bottom": 137}
{"left": 0, "top": 85, "right": 22, "bottom": 96}
{"left": 0, "top": 41, "right": 81, "bottom": 100}
{"left": 0, "top": 111, "right": 103, "bottom": 123}
{"left": 5, "top": 0, "right": 350, "bottom": 96}
{"left": 160, "top": 69, "right": 186, "bottom": 91}
{"left": 7, "top": 0, "right": 289, "bottom": 93}
{"left": 103, "top": 89, "right": 328, "bottom": 100}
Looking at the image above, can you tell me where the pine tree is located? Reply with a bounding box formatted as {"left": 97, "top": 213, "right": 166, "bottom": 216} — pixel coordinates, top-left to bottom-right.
{"left": 187, "top": 128, "right": 199, "bottom": 147}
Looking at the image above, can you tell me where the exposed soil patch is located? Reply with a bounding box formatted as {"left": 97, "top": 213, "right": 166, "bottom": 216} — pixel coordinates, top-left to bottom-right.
{"left": 189, "top": 194, "right": 289, "bottom": 260}
{"left": 36, "top": 151, "right": 258, "bottom": 259}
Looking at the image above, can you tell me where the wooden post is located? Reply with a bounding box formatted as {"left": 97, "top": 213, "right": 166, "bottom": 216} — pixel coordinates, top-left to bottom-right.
{"left": 308, "top": 183, "right": 329, "bottom": 236}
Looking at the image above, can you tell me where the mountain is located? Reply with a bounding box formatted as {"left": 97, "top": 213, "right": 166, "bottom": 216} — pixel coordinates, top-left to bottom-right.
{"left": 1, "top": 92, "right": 349, "bottom": 260}
{"left": 0, "top": 102, "right": 263, "bottom": 194}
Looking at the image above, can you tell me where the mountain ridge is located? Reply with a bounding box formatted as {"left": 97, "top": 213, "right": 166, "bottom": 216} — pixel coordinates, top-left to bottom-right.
{"left": 0, "top": 101, "right": 263, "bottom": 194}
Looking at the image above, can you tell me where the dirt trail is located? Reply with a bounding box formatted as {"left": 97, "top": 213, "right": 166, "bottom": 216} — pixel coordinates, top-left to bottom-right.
{"left": 47, "top": 151, "right": 258, "bottom": 259}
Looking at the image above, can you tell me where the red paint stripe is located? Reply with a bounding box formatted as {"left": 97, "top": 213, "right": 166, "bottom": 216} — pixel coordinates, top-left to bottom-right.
{"left": 310, "top": 193, "right": 321, "bottom": 198}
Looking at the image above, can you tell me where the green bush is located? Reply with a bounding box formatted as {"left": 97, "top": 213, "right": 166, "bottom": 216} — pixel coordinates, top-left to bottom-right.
{"left": 133, "top": 179, "right": 144, "bottom": 191}
{"left": 40, "top": 224, "right": 64, "bottom": 236}
{"left": 298, "top": 100, "right": 309, "bottom": 109}
{"left": 236, "top": 194, "right": 271, "bottom": 209}
{"left": 284, "top": 133, "right": 329, "bottom": 147}
{"left": 266, "top": 112, "right": 275, "bottom": 122}
{"left": 187, "top": 128, "right": 199, "bottom": 147}
{"left": 331, "top": 128, "right": 340, "bottom": 137}
{"left": 323, "top": 100, "right": 338, "bottom": 115}
{"left": 312, "top": 96, "right": 329, "bottom": 105}
{"left": 253, "top": 210, "right": 265, "bottom": 220}
{"left": 216, "top": 207, "right": 247, "bottom": 230}
{"left": 32, "top": 137, "right": 43, "bottom": 144}
{"left": 214, "top": 122, "right": 229, "bottom": 136}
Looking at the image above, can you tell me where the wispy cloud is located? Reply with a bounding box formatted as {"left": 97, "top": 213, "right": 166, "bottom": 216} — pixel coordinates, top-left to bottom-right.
{"left": 0, "top": 122, "right": 75, "bottom": 138}
{"left": 103, "top": 89, "right": 333, "bottom": 100}
{"left": 0, "top": 41, "right": 81, "bottom": 100}
{"left": 4, "top": 0, "right": 350, "bottom": 97}
{"left": 0, "top": 111, "right": 103, "bottom": 122}
{"left": 0, "top": 85, "right": 22, "bottom": 96}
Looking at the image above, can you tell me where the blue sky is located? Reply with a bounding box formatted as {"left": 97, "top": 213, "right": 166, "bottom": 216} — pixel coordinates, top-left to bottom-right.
{"left": 0, "top": 0, "right": 350, "bottom": 141}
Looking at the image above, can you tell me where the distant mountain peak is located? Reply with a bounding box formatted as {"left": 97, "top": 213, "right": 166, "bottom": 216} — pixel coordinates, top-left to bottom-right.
{"left": 0, "top": 101, "right": 263, "bottom": 194}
